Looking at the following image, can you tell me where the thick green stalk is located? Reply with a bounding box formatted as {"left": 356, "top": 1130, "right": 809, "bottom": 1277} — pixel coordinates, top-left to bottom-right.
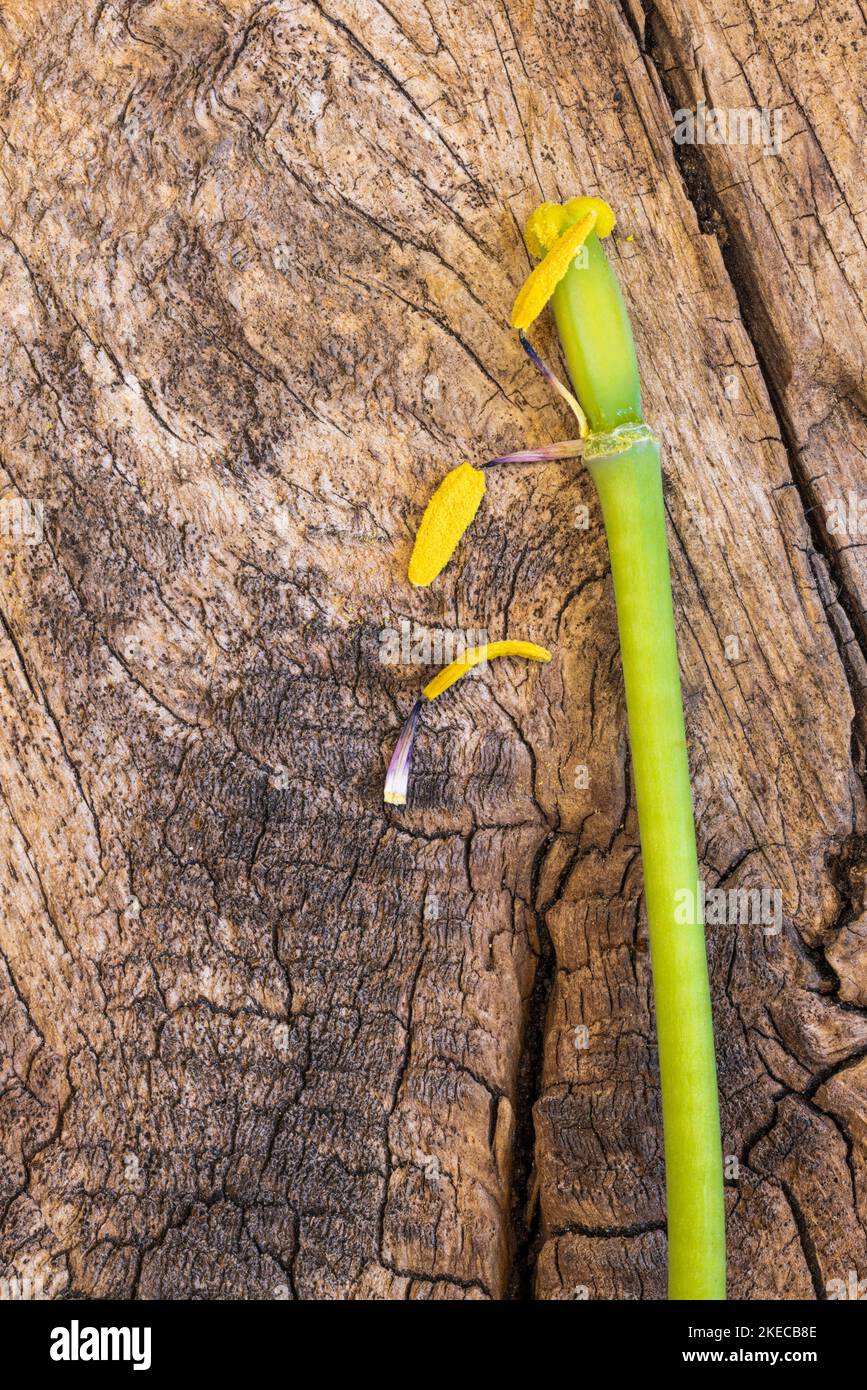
{"left": 552, "top": 233, "right": 642, "bottom": 432}
{"left": 585, "top": 428, "right": 725, "bottom": 1300}
{"left": 537, "top": 207, "right": 725, "bottom": 1297}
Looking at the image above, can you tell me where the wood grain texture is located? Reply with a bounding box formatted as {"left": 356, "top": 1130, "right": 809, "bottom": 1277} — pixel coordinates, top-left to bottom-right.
{"left": 0, "top": 0, "right": 864, "bottom": 1300}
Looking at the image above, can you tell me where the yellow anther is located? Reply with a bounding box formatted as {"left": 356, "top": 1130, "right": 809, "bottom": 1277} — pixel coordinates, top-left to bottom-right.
{"left": 422, "top": 640, "right": 551, "bottom": 701}
{"left": 408, "top": 461, "right": 486, "bottom": 587}
{"left": 523, "top": 202, "right": 571, "bottom": 260}
{"left": 525, "top": 197, "right": 616, "bottom": 258}
{"left": 563, "top": 196, "right": 615, "bottom": 240}
{"left": 510, "top": 211, "right": 597, "bottom": 331}
{"left": 513, "top": 196, "right": 617, "bottom": 329}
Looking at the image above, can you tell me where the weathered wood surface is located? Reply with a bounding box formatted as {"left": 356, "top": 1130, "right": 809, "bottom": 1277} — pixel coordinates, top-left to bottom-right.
{"left": 0, "top": 0, "right": 864, "bottom": 1300}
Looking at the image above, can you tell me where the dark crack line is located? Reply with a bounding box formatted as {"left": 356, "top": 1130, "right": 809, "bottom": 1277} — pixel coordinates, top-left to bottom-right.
{"left": 612, "top": 0, "right": 867, "bottom": 1299}
{"left": 778, "top": 1179, "right": 826, "bottom": 1300}
{"left": 505, "top": 828, "right": 557, "bottom": 1298}
{"left": 624, "top": 1, "right": 867, "bottom": 707}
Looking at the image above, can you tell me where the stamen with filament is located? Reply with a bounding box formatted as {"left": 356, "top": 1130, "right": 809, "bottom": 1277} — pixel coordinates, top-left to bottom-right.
{"left": 519, "top": 329, "right": 589, "bottom": 438}
{"left": 484, "top": 440, "right": 585, "bottom": 467}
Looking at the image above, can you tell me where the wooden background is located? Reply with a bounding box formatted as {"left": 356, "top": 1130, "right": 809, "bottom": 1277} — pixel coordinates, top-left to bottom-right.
{"left": 0, "top": 0, "right": 864, "bottom": 1300}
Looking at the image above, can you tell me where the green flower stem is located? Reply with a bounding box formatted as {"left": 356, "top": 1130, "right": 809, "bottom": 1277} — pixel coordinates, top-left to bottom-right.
{"left": 585, "top": 429, "right": 725, "bottom": 1300}
{"left": 546, "top": 220, "right": 725, "bottom": 1298}
{"left": 551, "top": 233, "right": 642, "bottom": 433}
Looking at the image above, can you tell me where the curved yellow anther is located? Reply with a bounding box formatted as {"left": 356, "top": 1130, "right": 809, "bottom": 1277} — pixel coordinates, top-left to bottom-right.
{"left": 408, "top": 461, "right": 486, "bottom": 587}
{"left": 422, "top": 640, "right": 551, "bottom": 701}
{"left": 510, "top": 211, "right": 597, "bottom": 331}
